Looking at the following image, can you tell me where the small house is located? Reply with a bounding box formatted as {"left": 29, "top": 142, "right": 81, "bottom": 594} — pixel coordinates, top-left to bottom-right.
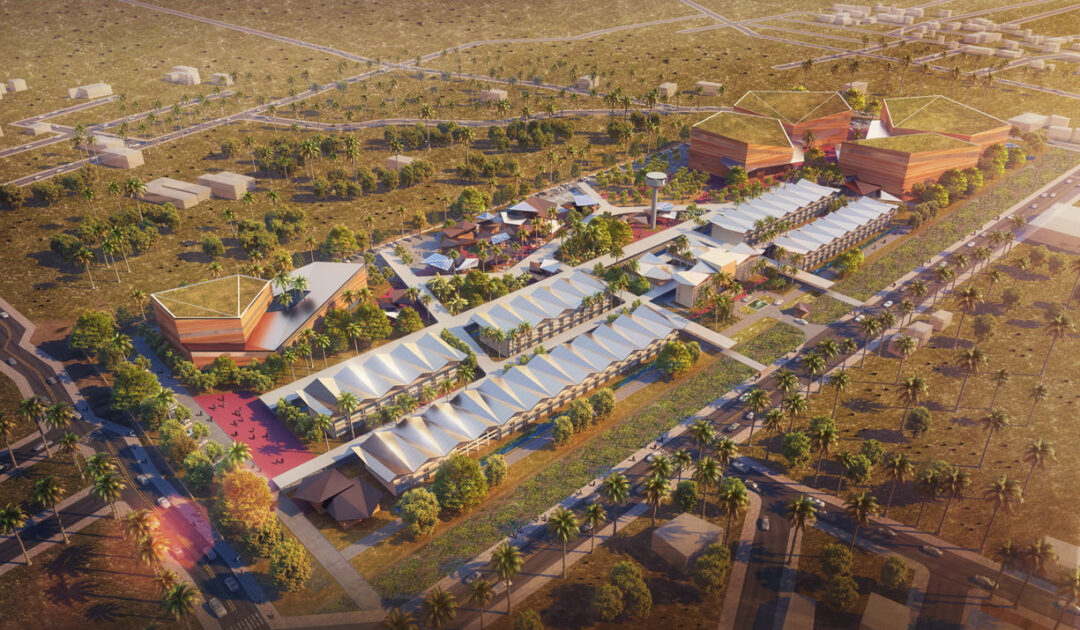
{"left": 100, "top": 147, "right": 145, "bottom": 169}
{"left": 658, "top": 82, "right": 678, "bottom": 99}
{"left": 929, "top": 309, "right": 952, "bottom": 332}
{"left": 6, "top": 78, "right": 27, "bottom": 92}
{"left": 651, "top": 513, "right": 723, "bottom": 572}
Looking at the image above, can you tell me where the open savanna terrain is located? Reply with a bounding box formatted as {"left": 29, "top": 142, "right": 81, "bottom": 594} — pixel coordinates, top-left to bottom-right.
{"left": 752, "top": 242, "right": 1080, "bottom": 554}
{"left": 0, "top": 0, "right": 348, "bottom": 127}
{"left": 146, "top": 0, "right": 699, "bottom": 62}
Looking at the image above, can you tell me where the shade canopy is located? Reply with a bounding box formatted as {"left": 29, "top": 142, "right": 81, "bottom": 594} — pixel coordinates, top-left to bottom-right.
{"left": 424, "top": 253, "right": 454, "bottom": 271}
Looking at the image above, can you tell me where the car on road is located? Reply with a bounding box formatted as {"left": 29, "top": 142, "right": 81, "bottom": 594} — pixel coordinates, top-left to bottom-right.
{"left": 1050, "top": 192, "right": 1057, "bottom": 198}
{"left": 808, "top": 497, "right": 825, "bottom": 510}
{"left": 208, "top": 597, "right": 227, "bottom": 619}
{"left": 136, "top": 474, "right": 151, "bottom": 486}
{"left": 1040, "top": 192, "right": 1049, "bottom": 198}
{"left": 224, "top": 576, "right": 240, "bottom": 593}
{"left": 0, "top": 311, "right": 8, "bottom": 319}
{"left": 463, "top": 571, "right": 480, "bottom": 585}
{"left": 972, "top": 575, "right": 996, "bottom": 590}
{"left": 758, "top": 517, "right": 770, "bottom": 531}
{"left": 744, "top": 411, "right": 755, "bottom": 421}
{"left": 920, "top": 544, "right": 943, "bottom": 558}
{"left": 854, "top": 314, "right": 866, "bottom": 322}
{"left": 156, "top": 496, "right": 172, "bottom": 509}
{"left": 738, "top": 391, "right": 751, "bottom": 402}
{"left": 5, "top": 358, "right": 15, "bottom": 367}
{"left": 793, "top": 318, "right": 808, "bottom": 326}
{"left": 877, "top": 527, "right": 897, "bottom": 539}
{"left": 883, "top": 300, "right": 893, "bottom": 308}
{"left": 730, "top": 461, "right": 747, "bottom": 473}
{"left": 724, "top": 422, "right": 739, "bottom": 433}
{"left": 0, "top": 463, "right": 8, "bottom": 474}
{"left": 745, "top": 480, "right": 760, "bottom": 493}
{"left": 32, "top": 440, "right": 53, "bottom": 453}
{"left": 45, "top": 377, "right": 57, "bottom": 385}
{"left": 1031, "top": 203, "right": 1039, "bottom": 209}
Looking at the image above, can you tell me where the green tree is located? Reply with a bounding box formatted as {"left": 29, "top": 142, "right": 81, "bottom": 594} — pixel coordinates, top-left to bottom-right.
{"left": 490, "top": 542, "right": 523, "bottom": 615}
{"left": 162, "top": 582, "right": 201, "bottom": 630}
{"left": 782, "top": 431, "right": 811, "bottom": 467}
{"left": 844, "top": 491, "right": 879, "bottom": 550}
{"left": 551, "top": 415, "right": 574, "bottom": 446}
{"left": 485, "top": 454, "right": 507, "bottom": 487}
{"left": 547, "top": 506, "right": 579, "bottom": 577}
{"left": 592, "top": 583, "right": 624, "bottom": 621}
{"left": 469, "top": 578, "right": 495, "bottom": 630}
{"left": 821, "top": 542, "right": 852, "bottom": 574}
{"left": 785, "top": 495, "right": 818, "bottom": 561}
{"left": 692, "top": 544, "right": 731, "bottom": 597}
{"left": 270, "top": 538, "right": 312, "bottom": 592}
{"left": 600, "top": 471, "right": 631, "bottom": 536}
{"left": 398, "top": 487, "right": 440, "bottom": 538}
{"left": 432, "top": 454, "right": 489, "bottom": 513}
{"left": 31, "top": 476, "right": 68, "bottom": 544}
{"left": 0, "top": 504, "right": 30, "bottom": 565}
{"left": 421, "top": 588, "right": 457, "bottom": 630}
{"left": 643, "top": 473, "right": 669, "bottom": 529}
{"left": 824, "top": 574, "right": 859, "bottom": 611}
{"left": 881, "top": 557, "right": 910, "bottom": 590}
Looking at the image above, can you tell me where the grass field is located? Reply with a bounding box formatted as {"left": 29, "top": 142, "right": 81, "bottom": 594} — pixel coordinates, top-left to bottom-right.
{"left": 0, "top": 518, "right": 184, "bottom": 629}
{"left": 804, "top": 294, "right": 852, "bottom": 326}
{"left": 751, "top": 244, "right": 1080, "bottom": 553}
{"left": 359, "top": 351, "right": 753, "bottom": 600}
{"left": 0, "top": 455, "right": 85, "bottom": 514}
{"left": 732, "top": 318, "right": 806, "bottom": 365}
{"left": 501, "top": 512, "right": 743, "bottom": 629}
{"left": 0, "top": 373, "right": 37, "bottom": 443}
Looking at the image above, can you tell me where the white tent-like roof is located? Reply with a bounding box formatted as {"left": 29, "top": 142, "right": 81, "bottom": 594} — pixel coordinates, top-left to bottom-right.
{"left": 469, "top": 269, "right": 605, "bottom": 333}
{"left": 708, "top": 179, "right": 837, "bottom": 237}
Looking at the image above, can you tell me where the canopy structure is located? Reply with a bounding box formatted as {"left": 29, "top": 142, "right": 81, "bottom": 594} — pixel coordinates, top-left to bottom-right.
{"left": 294, "top": 468, "right": 353, "bottom": 504}
{"left": 456, "top": 257, "right": 479, "bottom": 271}
{"left": 491, "top": 232, "right": 510, "bottom": 245}
{"left": 572, "top": 191, "right": 599, "bottom": 207}
{"left": 476, "top": 212, "right": 496, "bottom": 221}
{"left": 423, "top": 253, "right": 454, "bottom": 271}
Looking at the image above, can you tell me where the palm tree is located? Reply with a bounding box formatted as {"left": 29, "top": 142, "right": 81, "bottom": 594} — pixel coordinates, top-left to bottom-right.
{"left": 775, "top": 368, "right": 800, "bottom": 397}
{"left": 1016, "top": 538, "right": 1057, "bottom": 607}
{"left": 784, "top": 495, "right": 817, "bottom": 561}
{"left": 1026, "top": 382, "right": 1048, "bottom": 427}
{"left": 979, "top": 408, "right": 1011, "bottom": 468}
{"left": 693, "top": 456, "right": 720, "bottom": 518}
{"left": 17, "top": 396, "right": 49, "bottom": 457}
{"left": 600, "top": 472, "right": 630, "bottom": 536}
{"left": 162, "top": 582, "right": 201, "bottom": 630}
{"left": 952, "top": 286, "right": 983, "bottom": 346}
{"left": 138, "top": 532, "right": 170, "bottom": 569}
{"left": 0, "top": 503, "right": 30, "bottom": 565}
{"left": 85, "top": 453, "right": 117, "bottom": 481}
{"left": 990, "top": 538, "right": 1020, "bottom": 597}
{"left": 688, "top": 418, "right": 714, "bottom": 459}
{"left": 881, "top": 453, "right": 913, "bottom": 517}
{"left": 954, "top": 347, "right": 988, "bottom": 411}
{"left": 489, "top": 542, "right": 523, "bottom": 615}
{"left": 642, "top": 473, "right": 669, "bottom": 529}
{"left": 153, "top": 568, "right": 180, "bottom": 594}
{"left": 468, "top": 578, "right": 495, "bottom": 630}
{"left": 1041, "top": 314, "right": 1074, "bottom": 377}
{"left": 226, "top": 440, "right": 251, "bottom": 468}
{"left": 714, "top": 438, "right": 739, "bottom": 479}
{"left": 809, "top": 422, "right": 838, "bottom": 485}
{"left": 913, "top": 469, "right": 939, "bottom": 528}
{"left": 1055, "top": 568, "right": 1080, "bottom": 630}
{"left": 123, "top": 508, "right": 157, "bottom": 543}
{"left": 336, "top": 391, "right": 360, "bottom": 440}
{"left": 0, "top": 412, "right": 17, "bottom": 467}
{"left": 804, "top": 354, "right": 826, "bottom": 395}
{"left": 672, "top": 449, "right": 693, "bottom": 481}
{"left": 123, "top": 177, "right": 147, "bottom": 220}
{"left": 858, "top": 317, "right": 883, "bottom": 367}
{"left": 980, "top": 474, "right": 1022, "bottom": 551}
{"left": 718, "top": 477, "right": 749, "bottom": 543}
{"left": 935, "top": 467, "right": 972, "bottom": 534}
{"left": 989, "top": 368, "right": 1010, "bottom": 408}
{"left": 893, "top": 335, "right": 917, "bottom": 384}
{"left": 1022, "top": 438, "right": 1054, "bottom": 492}
{"left": 582, "top": 502, "right": 606, "bottom": 552}
{"left": 1067, "top": 257, "right": 1080, "bottom": 309}
{"left": 844, "top": 491, "right": 879, "bottom": 550}
{"left": 421, "top": 587, "right": 457, "bottom": 629}
{"left": 782, "top": 394, "right": 807, "bottom": 431}
{"left": 58, "top": 432, "right": 81, "bottom": 475}
{"left": 45, "top": 402, "right": 75, "bottom": 436}
{"left": 828, "top": 369, "right": 851, "bottom": 418}
{"left": 31, "top": 476, "right": 68, "bottom": 544}
{"left": 311, "top": 413, "right": 333, "bottom": 451}
{"left": 547, "top": 506, "right": 580, "bottom": 577}
{"left": 744, "top": 388, "right": 769, "bottom": 446}
{"left": 875, "top": 312, "right": 898, "bottom": 357}
{"left": 762, "top": 409, "right": 784, "bottom": 461}
{"left": 93, "top": 473, "right": 126, "bottom": 520}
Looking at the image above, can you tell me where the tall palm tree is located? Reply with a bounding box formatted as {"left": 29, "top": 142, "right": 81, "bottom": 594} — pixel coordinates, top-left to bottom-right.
{"left": 468, "top": 578, "right": 495, "bottom": 630}
{"left": 714, "top": 438, "right": 739, "bottom": 478}
{"left": 153, "top": 567, "right": 180, "bottom": 594}
{"left": 804, "top": 354, "right": 827, "bottom": 395}
{"left": 693, "top": 456, "right": 720, "bottom": 518}
{"left": 810, "top": 423, "right": 838, "bottom": 485}
{"left": 913, "top": 469, "right": 939, "bottom": 528}
{"left": 876, "top": 312, "right": 898, "bottom": 357}
{"left": 952, "top": 286, "right": 983, "bottom": 346}
{"left": 858, "top": 317, "right": 883, "bottom": 367}
{"left": 17, "top": 396, "right": 49, "bottom": 457}
{"left": 600, "top": 472, "right": 630, "bottom": 536}
{"left": 642, "top": 474, "right": 669, "bottom": 529}
{"left": 0, "top": 503, "right": 31, "bottom": 565}
{"left": 688, "top": 418, "right": 714, "bottom": 459}
{"left": 92, "top": 473, "right": 126, "bottom": 520}
{"left": 980, "top": 474, "right": 1022, "bottom": 551}
{"left": 382, "top": 608, "right": 419, "bottom": 630}
{"left": 31, "top": 476, "right": 69, "bottom": 544}
{"left": 162, "top": 582, "right": 201, "bottom": 630}
{"left": 672, "top": 449, "right": 693, "bottom": 481}
{"left": 122, "top": 508, "right": 157, "bottom": 543}
{"left": 954, "top": 347, "right": 988, "bottom": 411}
{"left": 989, "top": 368, "right": 1010, "bottom": 408}
{"left": 745, "top": 388, "right": 769, "bottom": 446}
{"left": 58, "top": 432, "right": 81, "bottom": 475}
{"left": 881, "top": 453, "right": 913, "bottom": 518}
{"left": 1054, "top": 568, "right": 1080, "bottom": 630}
{"left": 893, "top": 335, "right": 917, "bottom": 384}
{"left": 718, "top": 477, "right": 749, "bottom": 544}
{"left": 0, "top": 412, "right": 17, "bottom": 467}
{"left": 547, "top": 506, "right": 580, "bottom": 576}
{"left": 421, "top": 587, "right": 457, "bottom": 630}
{"left": 828, "top": 369, "right": 851, "bottom": 418}
{"left": 1021, "top": 438, "right": 1054, "bottom": 492}
{"left": 647, "top": 454, "right": 673, "bottom": 481}
{"left": 782, "top": 394, "right": 807, "bottom": 431}
{"left": 489, "top": 542, "right": 523, "bottom": 615}
{"left": 45, "top": 403, "right": 75, "bottom": 437}
{"left": 336, "top": 391, "right": 360, "bottom": 440}
{"left": 762, "top": 410, "right": 784, "bottom": 461}
{"left": 784, "top": 495, "right": 817, "bottom": 561}
{"left": 1067, "top": 257, "right": 1080, "bottom": 309}
{"left": 1026, "top": 382, "right": 1048, "bottom": 427}
{"left": 582, "top": 502, "right": 606, "bottom": 552}
{"left": 978, "top": 408, "right": 1011, "bottom": 468}
{"left": 226, "top": 440, "right": 251, "bottom": 468}
{"left": 935, "top": 467, "right": 972, "bottom": 534}
{"left": 775, "top": 368, "right": 800, "bottom": 397}
{"left": 138, "top": 532, "right": 170, "bottom": 569}
{"left": 844, "top": 491, "right": 879, "bottom": 550}
{"left": 896, "top": 374, "right": 928, "bottom": 433}
{"left": 1015, "top": 538, "right": 1057, "bottom": 608}
{"left": 1041, "top": 314, "right": 1074, "bottom": 377}
{"left": 990, "top": 538, "right": 1020, "bottom": 597}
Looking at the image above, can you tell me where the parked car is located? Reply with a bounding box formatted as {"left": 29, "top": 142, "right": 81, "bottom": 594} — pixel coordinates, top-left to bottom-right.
{"left": 208, "top": 598, "right": 227, "bottom": 618}
{"left": 972, "top": 575, "right": 996, "bottom": 590}
{"left": 745, "top": 480, "right": 760, "bottom": 493}
{"left": 758, "top": 517, "right": 770, "bottom": 531}
{"left": 45, "top": 377, "right": 57, "bottom": 385}
{"left": 808, "top": 497, "right": 825, "bottom": 510}
{"left": 724, "top": 422, "right": 739, "bottom": 433}
{"left": 730, "top": 461, "right": 747, "bottom": 473}
{"left": 854, "top": 314, "right": 866, "bottom": 322}
{"left": 32, "top": 440, "right": 53, "bottom": 453}
{"left": 744, "top": 411, "right": 755, "bottom": 421}
{"left": 877, "top": 527, "right": 897, "bottom": 539}
{"left": 882, "top": 300, "right": 894, "bottom": 308}
{"left": 793, "top": 318, "right": 808, "bottom": 326}
{"left": 224, "top": 576, "right": 240, "bottom": 593}
{"left": 5, "top": 358, "right": 15, "bottom": 367}
{"left": 136, "top": 474, "right": 151, "bottom": 486}
{"left": 156, "top": 496, "right": 172, "bottom": 509}
{"left": 921, "top": 545, "right": 943, "bottom": 558}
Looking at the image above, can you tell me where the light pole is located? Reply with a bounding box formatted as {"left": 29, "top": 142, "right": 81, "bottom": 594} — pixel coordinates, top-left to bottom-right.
{"left": 645, "top": 171, "right": 668, "bottom": 230}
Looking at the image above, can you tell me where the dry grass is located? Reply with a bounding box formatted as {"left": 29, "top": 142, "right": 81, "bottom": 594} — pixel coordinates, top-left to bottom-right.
{"left": 0, "top": 0, "right": 347, "bottom": 128}
{"left": 750, "top": 244, "right": 1080, "bottom": 552}
{"left": 496, "top": 512, "right": 742, "bottom": 630}
{"left": 0, "top": 373, "right": 37, "bottom": 443}
{"left": 0, "top": 518, "right": 184, "bottom": 629}
{"left": 0, "top": 455, "right": 85, "bottom": 513}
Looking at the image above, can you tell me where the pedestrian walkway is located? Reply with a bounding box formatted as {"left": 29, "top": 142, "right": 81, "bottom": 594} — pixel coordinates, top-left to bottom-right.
{"left": 340, "top": 519, "right": 406, "bottom": 560}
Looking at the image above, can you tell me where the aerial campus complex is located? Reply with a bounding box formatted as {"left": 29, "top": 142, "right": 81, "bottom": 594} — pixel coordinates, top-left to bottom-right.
{"left": 2, "top": 1, "right": 1080, "bottom": 629}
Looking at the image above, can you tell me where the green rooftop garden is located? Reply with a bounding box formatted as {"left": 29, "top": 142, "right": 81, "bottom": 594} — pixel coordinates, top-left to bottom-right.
{"left": 885, "top": 95, "right": 1006, "bottom": 136}
{"left": 735, "top": 91, "right": 850, "bottom": 125}
{"left": 850, "top": 132, "right": 974, "bottom": 154}
{"left": 695, "top": 111, "right": 791, "bottom": 147}
{"left": 153, "top": 275, "right": 267, "bottom": 318}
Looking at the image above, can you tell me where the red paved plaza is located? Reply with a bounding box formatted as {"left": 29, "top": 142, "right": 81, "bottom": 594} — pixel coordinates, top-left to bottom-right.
{"left": 195, "top": 391, "right": 314, "bottom": 480}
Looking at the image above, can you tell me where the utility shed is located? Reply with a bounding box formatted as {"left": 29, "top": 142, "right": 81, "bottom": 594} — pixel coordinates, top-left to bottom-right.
{"left": 22, "top": 122, "right": 52, "bottom": 136}
{"left": 164, "top": 65, "right": 201, "bottom": 85}
{"left": 197, "top": 171, "right": 256, "bottom": 200}
{"left": 907, "top": 321, "right": 934, "bottom": 346}
{"left": 7, "top": 78, "right": 27, "bottom": 92}
{"left": 658, "top": 82, "right": 678, "bottom": 98}
{"left": 651, "top": 513, "right": 722, "bottom": 572}
{"left": 70, "top": 83, "right": 113, "bottom": 99}
{"left": 929, "top": 309, "right": 952, "bottom": 331}
{"left": 210, "top": 72, "right": 234, "bottom": 86}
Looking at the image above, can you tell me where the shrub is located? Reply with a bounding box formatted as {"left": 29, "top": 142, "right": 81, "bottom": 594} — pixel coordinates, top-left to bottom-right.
{"left": 657, "top": 340, "right": 697, "bottom": 378}
{"left": 881, "top": 556, "right": 911, "bottom": 590}
{"left": 823, "top": 574, "right": 859, "bottom": 611}
{"left": 398, "top": 487, "right": 440, "bottom": 538}
{"left": 269, "top": 538, "right": 312, "bottom": 592}
{"left": 552, "top": 415, "right": 574, "bottom": 446}
{"left": 484, "top": 454, "right": 507, "bottom": 487}
{"left": 243, "top": 517, "right": 285, "bottom": 557}
{"left": 393, "top": 306, "right": 425, "bottom": 336}
{"left": 906, "top": 406, "right": 932, "bottom": 436}
{"left": 432, "top": 454, "right": 489, "bottom": 513}
{"left": 622, "top": 580, "right": 653, "bottom": 618}
{"left": 820, "top": 543, "right": 852, "bottom": 575}
{"left": 692, "top": 543, "right": 731, "bottom": 596}
{"left": 592, "top": 583, "right": 624, "bottom": 621}
{"left": 673, "top": 480, "right": 698, "bottom": 513}
{"left": 609, "top": 561, "right": 644, "bottom": 592}
{"left": 782, "top": 431, "right": 812, "bottom": 467}
{"left": 513, "top": 609, "right": 544, "bottom": 630}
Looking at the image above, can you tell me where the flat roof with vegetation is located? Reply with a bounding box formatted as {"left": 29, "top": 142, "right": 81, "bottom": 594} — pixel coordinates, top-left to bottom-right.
{"left": 734, "top": 91, "right": 850, "bottom": 125}
{"left": 153, "top": 275, "right": 268, "bottom": 318}
{"left": 885, "top": 95, "right": 1007, "bottom": 136}
{"left": 849, "top": 132, "right": 975, "bottom": 154}
{"left": 694, "top": 111, "right": 792, "bottom": 147}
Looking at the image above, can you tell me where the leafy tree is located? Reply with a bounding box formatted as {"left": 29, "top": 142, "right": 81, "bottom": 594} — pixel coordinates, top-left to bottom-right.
{"left": 398, "top": 487, "right": 440, "bottom": 538}
{"left": 182, "top": 450, "right": 215, "bottom": 490}
{"left": 782, "top": 431, "right": 811, "bottom": 466}
{"left": 320, "top": 224, "right": 360, "bottom": 261}
{"left": 552, "top": 415, "right": 574, "bottom": 446}
{"left": 592, "top": 583, "right": 624, "bottom": 621}
{"left": 881, "top": 556, "right": 910, "bottom": 590}
{"left": 450, "top": 186, "right": 490, "bottom": 218}
{"left": 860, "top": 439, "right": 885, "bottom": 466}
{"left": 824, "top": 574, "right": 859, "bottom": 611}
{"left": 484, "top": 454, "right": 507, "bottom": 487}
{"left": 589, "top": 388, "right": 616, "bottom": 420}
{"left": 692, "top": 543, "right": 731, "bottom": 596}
{"left": 393, "top": 306, "right": 424, "bottom": 336}
{"left": 244, "top": 517, "right": 285, "bottom": 557}
{"left": 566, "top": 398, "right": 594, "bottom": 432}
{"left": 821, "top": 542, "right": 852, "bottom": 574}
{"left": 270, "top": 538, "right": 312, "bottom": 592}
{"left": 512, "top": 609, "right": 543, "bottom": 630}
{"left": 220, "top": 469, "right": 275, "bottom": 533}
{"left": 110, "top": 360, "right": 161, "bottom": 411}
{"left": 201, "top": 235, "right": 225, "bottom": 258}
{"left": 622, "top": 580, "right": 652, "bottom": 618}
{"left": 673, "top": 480, "right": 698, "bottom": 513}
{"left": 68, "top": 311, "right": 116, "bottom": 358}
{"left": 906, "top": 406, "right": 932, "bottom": 436}
{"left": 726, "top": 165, "right": 748, "bottom": 187}
{"left": 610, "top": 561, "right": 644, "bottom": 591}
{"left": 657, "top": 340, "right": 696, "bottom": 378}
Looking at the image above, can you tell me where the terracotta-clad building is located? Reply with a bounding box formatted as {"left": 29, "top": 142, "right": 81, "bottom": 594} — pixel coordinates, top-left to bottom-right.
{"left": 689, "top": 111, "right": 797, "bottom": 177}
{"left": 880, "top": 95, "right": 1010, "bottom": 150}
{"left": 733, "top": 91, "right": 853, "bottom": 146}
{"left": 152, "top": 262, "right": 367, "bottom": 367}
{"left": 838, "top": 133, "right": 981, "bottom": 196}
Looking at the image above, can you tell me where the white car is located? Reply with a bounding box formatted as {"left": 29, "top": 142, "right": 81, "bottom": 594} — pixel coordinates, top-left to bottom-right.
{"left": 793, "top": 318, "right": 808, "bottom": 326}
{"left": 136, "top": 474, "right": 151, "bottom": 486}
{"left": 208, "top": 598, "right": 227, "bottom": 618}
{"left": 738, "top": 391, "right": 751, "bottom": 402}
{"left": 32, "top": 440, "right": 53, "bottom": 453}
{"left": 972, "top": 575, "right": 996, "bottom": 590}
{"left": 877, "top": 527, "right": 897, "bottom": 539}
{"left": 921, "top": 544, "right": 943, "bottom": 558}
{"left": 1040, "top": 192, "right": 1049, "bottom": 198}
{"left": 724, "top": 422, "right": 739, "bottom": 433}
{"left": 1030, "top": 203, "right": 1039, "bottom": 209}
{"left": 882, "top": 300, "right": 893, "bottom": 308}
{"left": 745, "top": 480, "right": 760, "bottom": 492}
{"left": 156, "top": 496, "right": 172, "bottom": 509}
{"left": 5, "top": 358, "right": 16, "bottom": 367}
{"left": 966, "top": 241, "right": 976, "bottom": 248}
{"left": 854, "top": 314, "right": 866, "bottom": 322}
{"left": 809, "top": 497, "right": 825, "bottom": 510}
{"left": 758, "top": 517, "right": 770, "bottom": 531}
{"left": 0, "top": 311, "right": 8, "bottom": 319}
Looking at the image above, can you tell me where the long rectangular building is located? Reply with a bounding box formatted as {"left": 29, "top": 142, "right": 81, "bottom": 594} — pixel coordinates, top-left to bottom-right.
{"left": 771, "top": 197, "right": 896, "bottom": 269}
{"left": 352, "top": 305, "right": 684, "bottom": 494}
{"left": 838, "top": 133, "right": 981, "bottom": 196}
{"left": 707, "top": 179, "right": 838, "bottom": 244}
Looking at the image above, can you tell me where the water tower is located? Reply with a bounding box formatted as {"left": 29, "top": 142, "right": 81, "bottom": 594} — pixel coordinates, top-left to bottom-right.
{"left": 645, "top": 171, "right": 668, "bottom": 230}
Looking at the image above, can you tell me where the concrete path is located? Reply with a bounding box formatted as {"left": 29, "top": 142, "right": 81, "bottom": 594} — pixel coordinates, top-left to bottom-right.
{"left": 339, "top": 519, "right": 406, "bottom": 561}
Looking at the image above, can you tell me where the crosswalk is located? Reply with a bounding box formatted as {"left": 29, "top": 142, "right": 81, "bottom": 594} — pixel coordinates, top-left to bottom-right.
{"left": 77, "top": 428, "right": 102, "bottom": 445}
{"left": 225, "top": 612, "right": 268, "bottom": 630}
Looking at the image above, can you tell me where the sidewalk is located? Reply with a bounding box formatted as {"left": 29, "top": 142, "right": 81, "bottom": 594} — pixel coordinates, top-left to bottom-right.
{"left": 718, "top": 490, "right": 764, "bottom": 630}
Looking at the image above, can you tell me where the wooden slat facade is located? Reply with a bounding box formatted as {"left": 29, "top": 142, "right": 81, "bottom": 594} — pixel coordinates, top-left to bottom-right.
{"left": 838, "top": 142, "right": 981, "bottom": 196}
{"left": 688, "top": 127, "right": 795, "bottom": 177}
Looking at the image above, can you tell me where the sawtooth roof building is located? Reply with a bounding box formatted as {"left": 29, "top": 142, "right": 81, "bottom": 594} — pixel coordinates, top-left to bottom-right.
{"left": 707, "top": 178, "right": 839, "bottom": 245}
{"left": 350, "top": 304, "right": 684, "bottom": 494}
{"left": 770, "top": 196, "right": 896, "bottom": 269}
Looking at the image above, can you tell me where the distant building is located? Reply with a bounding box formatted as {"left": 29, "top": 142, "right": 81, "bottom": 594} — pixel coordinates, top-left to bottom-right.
{"left": 769, "top": 196, "right": 897, "bottom": 269}
{"left": 658, "top": 82, "right": 678, "bottom": 99}
{"left": 478, "top": 88, "right": 508, "bottom": 103}
{"left": 210, "top": 72, "right": 234, "bottom": 86}
{"left": 139, "top": 177, "right": 212, "bottom": 209}
{"left": 68, "top": 83, "right": 112, "bottom": 99}
{"left": 6, "top": 78, "right": 27, "bottom": 93}
{"left": 695, "top": 81, "right": 723, "bottom": 97}
{"left": 575, "top": 75, "right": 599, "bottom": 91}
{"left": 151, "top": 262, "right": 367, "bottom": 368}
{"left": 707, "top": 179, "right": 839, "bottom": 245}
{"left": 385, "top": 154, "right": 415, "bottom": 172}
{"left": 197, "top": 171, "right": 257, "bottom": 200}
{"left": 164, "top": 65, "right": 201, "bottom": 86}
{"left": 99, "top": 147, "right": 144, "bottom": 169}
